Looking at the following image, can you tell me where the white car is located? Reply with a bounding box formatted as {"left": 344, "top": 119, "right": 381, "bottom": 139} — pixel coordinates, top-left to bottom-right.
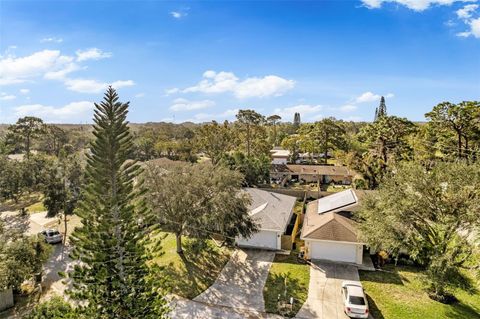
{"left": 341, "top": 281, "right": 369, "bottom": 318}
{"left": 40, "top": 229, "right": 63, "bottom": 244}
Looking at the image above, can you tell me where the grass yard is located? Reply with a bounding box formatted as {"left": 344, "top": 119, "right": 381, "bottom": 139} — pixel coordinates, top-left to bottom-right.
{"left": 360, "top": 264, "right": 480, "bottom": 319}
{"left": 263, "top": 252, "right": 310, "bottom": 317}
{"left": 150, "top": 232, "right": 232, "bottom": 299}
{"left": 26, "top": 200, "right": 46, "bottom": 213}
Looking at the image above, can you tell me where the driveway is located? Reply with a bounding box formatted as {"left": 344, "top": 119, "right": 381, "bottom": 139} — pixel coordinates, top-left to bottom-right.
{"left": 1, "top": 210, "right": 77, "bottom": 300}
{"left": 170, "top": 295, "right": 283, "bottom": 319}
{"left": 296, "top": 261, "right": 366, "bottom": 319}
{"left": 194, "top": 249, "right": 275, "bottom": 312}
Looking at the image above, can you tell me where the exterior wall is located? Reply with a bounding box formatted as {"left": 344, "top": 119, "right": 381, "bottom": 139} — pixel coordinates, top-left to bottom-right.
{"left": 236, "top": 230, "right": 279, "bottom": 250}
{"left": 272, "top": 157, "right": 288, "bottom": 165}
{"left": 305, "top": 240, "right": 363, "bottom": 264}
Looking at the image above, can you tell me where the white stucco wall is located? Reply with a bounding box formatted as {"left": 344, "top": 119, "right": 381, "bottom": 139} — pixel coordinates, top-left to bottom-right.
{"left": 236, "top": 230, "right": 279, "bottom": 250}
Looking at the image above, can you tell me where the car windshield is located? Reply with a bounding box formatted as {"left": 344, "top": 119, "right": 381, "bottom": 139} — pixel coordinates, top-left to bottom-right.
{"left": 349, "top": 296, "right": 366, "bottom": 305}
{"left": 48, "top": 231, "right": 60, "bottom": 236}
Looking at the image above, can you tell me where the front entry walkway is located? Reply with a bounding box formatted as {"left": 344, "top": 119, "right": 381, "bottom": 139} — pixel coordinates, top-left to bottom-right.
{"left": 194, "top": 249, "right": 275, "bottom": 312}
{"left": 296, "top": 261, "right": 363, "bottom": 319}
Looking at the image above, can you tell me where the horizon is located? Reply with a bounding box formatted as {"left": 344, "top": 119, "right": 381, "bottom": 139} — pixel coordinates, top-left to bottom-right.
{"left": 1, "top": 0, "right": 479, "bottom": 124}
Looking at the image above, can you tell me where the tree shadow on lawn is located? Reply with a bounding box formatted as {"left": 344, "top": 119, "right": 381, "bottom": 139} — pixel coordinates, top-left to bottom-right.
{"left": 364, "top": 293, "right": 386, "bottom": 319}
{"left": 444, "top": 301, "right": 480, "bottom": 319}
{"left": 157, "top": 239, "right": 231, "bottom": 299}
{"left": 264, "top": 271, "right": 307, "bottom": 318}
{"left": 359, "top": 265, "right": 409, "bottom": 286}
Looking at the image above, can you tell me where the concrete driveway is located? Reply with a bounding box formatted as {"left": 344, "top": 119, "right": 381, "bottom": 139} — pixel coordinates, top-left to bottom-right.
{"left": 170, "top": 295, "right": 283, "bottom": 319}
{"left": 194, "top": 249, "right": 275, "bottom": 312}
{"left": 296, "top": 261, "right": 365, "bottom": 319}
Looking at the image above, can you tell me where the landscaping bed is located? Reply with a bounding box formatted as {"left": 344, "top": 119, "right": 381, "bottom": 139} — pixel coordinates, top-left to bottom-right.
{"left": 263, "top": 252, "right": 310, "bottom": 317}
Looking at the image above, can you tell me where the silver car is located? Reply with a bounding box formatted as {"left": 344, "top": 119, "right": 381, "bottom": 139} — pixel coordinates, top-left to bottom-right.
{"left": 40, "top": 229, "right": 63, "bottom": 244}
{"left": 341, "top": 281, "right": 369, "bottom": 318}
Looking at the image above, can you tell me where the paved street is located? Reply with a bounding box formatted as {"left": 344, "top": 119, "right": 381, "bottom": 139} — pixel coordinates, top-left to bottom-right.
{"left": 194, "top": 249, "right": 275, "bottom": 312}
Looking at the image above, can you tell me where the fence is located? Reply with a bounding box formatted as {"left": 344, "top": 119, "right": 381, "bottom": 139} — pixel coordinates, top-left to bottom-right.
{"left": 257, "top": 186, "right": 334, "bottom": 200}
{"left": 0, "top": 288, "right": 14, "bottom": 312}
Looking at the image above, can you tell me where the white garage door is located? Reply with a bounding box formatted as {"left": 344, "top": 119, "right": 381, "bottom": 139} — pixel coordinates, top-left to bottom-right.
{"left": 237, "top": 230, "right": 278, "bottom": 250}
{"left": 310, "top": 241, "right": 357, "bottom": 263}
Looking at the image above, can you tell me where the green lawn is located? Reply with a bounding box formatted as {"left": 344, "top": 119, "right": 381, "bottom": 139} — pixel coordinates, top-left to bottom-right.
{"left": 26, "top": 200, "right": 46, "bottom": 212}
{"left": 263, "top": 252, "right": 310, "bottom": 317}
{"left": 360, "top": 265, "right": 480, "bottom": 319}
{"left": 150, "top": 232, "right": 232, "bottom": 299}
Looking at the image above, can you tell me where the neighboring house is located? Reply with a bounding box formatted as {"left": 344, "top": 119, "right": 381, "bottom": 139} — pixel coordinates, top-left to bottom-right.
{"left": 295, "top": 152, "right": 331, "bottom": 164}
{"left": 236, "top": 188, "right": 297, "bottom": 250}
{"left": 270, "top": 147, "right": 291, "bottom": 165}
{"left": 300, "top": 189, "right": 364, "bottom": 264}
{"left": 270, "top": 164, "right": 356, "bottom": 185}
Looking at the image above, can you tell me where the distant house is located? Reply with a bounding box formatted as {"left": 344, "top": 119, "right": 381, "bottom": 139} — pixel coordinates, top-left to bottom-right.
{"left": 300, "top": 189, "right": 364, "bottom": 264}
{"left": 270, "top": 164, "right": 356, "bottom": 185}
{"left": 270, "top": 147, "right": 290, "bottom": 165}
{"left": 236, "top": 188, "right": 297, "bottom": 250}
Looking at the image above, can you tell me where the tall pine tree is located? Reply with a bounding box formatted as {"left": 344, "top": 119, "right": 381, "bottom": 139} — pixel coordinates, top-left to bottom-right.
{"left": 67, "top": 87, "right": 168, "bottom": 318}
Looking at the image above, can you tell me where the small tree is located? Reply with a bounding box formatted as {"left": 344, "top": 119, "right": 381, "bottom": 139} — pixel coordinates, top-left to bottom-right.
{"left": 267, "top": 115, "right": 282, "bottom": 146}
{"left": 236, "top": 109, "right": 265, "bottom": 157}
{"left": 8, "top": 116, "right": 45, "bottom": 159}
{"left": 195, "top": 120, "right": 232, "bottom": 165}
{"left": 357, "top": 162, "right": 480, "bottom": 301}
{"left": 144, "top": 160, "right": 257, "bottom": 254}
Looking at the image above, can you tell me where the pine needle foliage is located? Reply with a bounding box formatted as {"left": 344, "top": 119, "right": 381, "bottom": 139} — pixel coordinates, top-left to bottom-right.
{"left": 67, "top": 87, "right": 169, "bottom": 318}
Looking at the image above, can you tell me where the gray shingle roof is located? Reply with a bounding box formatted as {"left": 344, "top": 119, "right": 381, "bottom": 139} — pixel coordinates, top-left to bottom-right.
{"left": 245, "top": 188, "right": 297, "bottom": 232}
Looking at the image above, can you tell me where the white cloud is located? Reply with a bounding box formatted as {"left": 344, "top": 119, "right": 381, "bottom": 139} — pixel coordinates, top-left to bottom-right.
{"left": 135, "top": 93, "right": 145, "bottom": 98}
{"left": 170, "top": 98, "right": 215, "bottom": 111}
{"left": 178, "top": 70, "right": 295, "bottom": 99}
{"left": 19, "top": 89, "right": 30, "bottom": 94}
{"left": 0, "top": 50, "right": 73, "bottom": 85}
{"left": 165, "top": 88, "right": 180, "bottom": 95}
{"left": 273, "top": 104, "right": 323, "bottom": 120}
{"left": 339, "top": 104, "right": 358, "bottom": 112}
{"left": 76, "top": 48, "right": 112, "bottom": 62}
{"left": 44, "top": 63, "right": 82, "bottom": 80}
{"left": 234, "top": 75, "right": 296, "bottom": 99}
{"left": 0, "top": 93, "right": 16, "bottom": 100}
{"left": 361, "top": 0, "right": 472, "bottom": 11}
{"left": 170, "top": 11, "right": 187, "bottom": 18}
{"left": 13, "top": 101, "right": 93, "bottom": 123}
{"left": 354, "top": 91, "right": 394, "bottom": 103}
{"left": 457, "top": 16, "right": 480, "bottom": 38}
{"left": 188, "top": 108, "right": 238, "bottom": 122}
{"left": 64, "top": 79, "right": 135, "bottom": 93}
{"left": 40, "top": 37, "right": 63, "bottom": 43}
{"left": 456, "top": 4, "right": 479, "bottom": 19}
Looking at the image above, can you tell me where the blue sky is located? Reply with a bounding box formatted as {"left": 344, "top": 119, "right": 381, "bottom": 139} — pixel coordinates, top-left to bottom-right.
{"left": 0, "top": 0, "right": 479, "bottom": 124}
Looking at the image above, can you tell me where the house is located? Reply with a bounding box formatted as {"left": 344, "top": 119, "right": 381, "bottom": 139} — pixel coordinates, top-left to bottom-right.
{"left": 295, "top": 152, "right": 331, "bottom": 164}
{"left": 270, "top": 147, "right": 291, "bottom": 165}
{"left": 236, "top": 188, "right": 297, "bottom": 250}
{"left": 300, "top": 189, "right": 364, "bottom": 264}
{"left": 270, "top": 164, "right": 356, "bottom": 185}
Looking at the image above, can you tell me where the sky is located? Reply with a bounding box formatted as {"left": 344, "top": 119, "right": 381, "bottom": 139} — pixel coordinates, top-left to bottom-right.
{"left": 0, "top": 0, "right": 479, "bottom": 124}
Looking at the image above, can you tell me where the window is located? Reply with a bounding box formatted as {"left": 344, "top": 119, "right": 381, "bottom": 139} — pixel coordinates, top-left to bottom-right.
{"left": 349, "top": 296, "right": 366, "bottom": 305}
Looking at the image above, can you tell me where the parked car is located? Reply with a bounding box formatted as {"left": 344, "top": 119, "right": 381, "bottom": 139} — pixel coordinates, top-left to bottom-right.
{"left": 40, "top": 229, "right": 63, "bottom": 244}
{"left": 341, "top": 281, "right": 369, "bottom": 318}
